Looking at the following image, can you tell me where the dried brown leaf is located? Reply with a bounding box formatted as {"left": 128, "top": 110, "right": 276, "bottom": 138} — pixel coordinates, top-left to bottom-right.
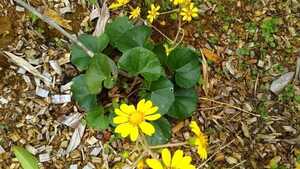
{"left": 44, "top": 8, "right": 72, "bottom": 30}
{"left": 202, "top": 48, "right": 222, "bottom": 63}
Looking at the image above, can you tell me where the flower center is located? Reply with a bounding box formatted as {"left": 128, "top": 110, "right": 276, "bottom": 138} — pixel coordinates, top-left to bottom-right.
{"left": 129, "top": 112, "right": 144, "bottom": 125}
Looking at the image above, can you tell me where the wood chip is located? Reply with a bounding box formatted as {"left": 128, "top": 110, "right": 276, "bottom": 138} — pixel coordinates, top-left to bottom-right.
{"left": 241, "top": 122, "right": 250, "bottom": 138}
{"left": 69, "top": 164, "right": 78, "bottom": 169}
{"left": 82, "top": 162, "right": 95, "bottom": 169}
{"left": 51, "top": 95, "right": 71, "bottom": 104}
{"left": 66, "top": 122, "right": 86, "bottom": 154}
{"left": 49, "top": 60, "right": 62, "bottom": 75}
{"left": 202, "top": 48, "right": 222, "bottom": 63}
{"left": 4, "top": 51, "right": 51, "bottom": 83}
{"left": 86, "top": 136, "right": 98, "bottom": 145}
{"left": 0, "top": 145, "right": 5, "bottom": 154}
{"left": 90, "top": 147, "right": 102, "bottom": 156}
{"left": 58, "top": 113, "right": 83, "bottom": 128}
{"left": 25, "top": 145, "right": 38, "bottom": 155}
{"left": 39, "top": 153, "right": 50, "bottom": 162}
{"left": 36, "top": 87, "right": 49, "bottom": 98}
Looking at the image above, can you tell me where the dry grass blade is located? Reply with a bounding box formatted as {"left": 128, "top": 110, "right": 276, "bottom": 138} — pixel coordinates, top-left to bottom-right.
{"left": 4, "top": 51, "right": 51, "bottom": 83}
{"left": 93, "top": 1, "right": 109, "bottom": 36}
{"left": 66, "top": 122, "right": 86, "bottom": 154}
{"left": 200, "top": 49, "right": 209, "bottom": 96}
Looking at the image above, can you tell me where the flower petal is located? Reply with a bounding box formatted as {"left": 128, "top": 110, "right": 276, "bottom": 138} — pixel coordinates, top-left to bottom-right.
{"left": 139, "top": 122, "right": 155, "bottom": 136}
{"left": 197, "top": 145, "right": 208, "bottom": 160}
{"left": 189, "top": 121, "right": 201, "bottom": 136}
{"left": 137, "top": 99, "right": 146, "bottom": 112}
{"left": 115, "top": 108, "right": 128, "bottom": 117}
{"left": 145, "top": 106, "right": 158, "bottom": 115}
{"left": 171, "top": 150, "right": 183, "bottom": 168}
{"left": 115, "top": 123, "right": 131, "bottom": 138}
{"left": 161, "top": 148, "right": 171, "bottom": 167}
{"left": 144, "top": 113, "right": 161, "bottom": 121}
{"left": 146, "top": 159, "right": 163, "bottom": 169}
{"left": 113, "top": 116, "right": 128, "bottom": 124}
{"left": 182, "top": 156, "right": 192, "bottom": 165}
{"left": 129, "top": 126, "right": 139, "bottom": 141}
{"left": 120, "top": 104, "right": 136, "bottom": 114}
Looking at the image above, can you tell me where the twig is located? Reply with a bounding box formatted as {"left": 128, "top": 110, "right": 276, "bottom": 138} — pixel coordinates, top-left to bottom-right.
{"left": 159, "top": 8, "right": 179, "bottom": 15}
{"left": 199, "top": 97, "right": 260, "bottom": 117}
{"left": 13, "top": 0, "right": 94, "bottom": 58}
{"left": 197, "top": 139, "right": 235, "bottom": 168}
{"left": 229, "top": 160, "right": 246, "bottom": 169}
{"left": 149, "top": 141, "right": 188, "bottom": 149}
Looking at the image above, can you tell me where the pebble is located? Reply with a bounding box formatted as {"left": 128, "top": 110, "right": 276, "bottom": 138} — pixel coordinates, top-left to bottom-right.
{"left": 270, "top": 72, "right": 294, "bottom": 94}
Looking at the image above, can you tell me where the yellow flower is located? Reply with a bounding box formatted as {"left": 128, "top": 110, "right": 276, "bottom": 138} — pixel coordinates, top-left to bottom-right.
{"left": 129, "top": 7, "right": 141, "bottom": 19}
{"left": 113, "top": 99, "right": 161, "bottom": 141}
{"left": 180, "top": 3, "right": 198, "bottom": 22}
{"left": 189, "top": 121, "right": 208, "bottom": 160}
{"left": 170, "top": 0, "right": 186, "bottom": 6}
{"left": 137, "top": 160, "right": 145, "bottom": 169}
{"left": 146, "top": 148, "right": 196, "bottom": 169}
{"left": 147, "top": 4, "right": 160, "bottom": 23}
{"left": 109, "top": 0, "right": 130, "bottom": 10}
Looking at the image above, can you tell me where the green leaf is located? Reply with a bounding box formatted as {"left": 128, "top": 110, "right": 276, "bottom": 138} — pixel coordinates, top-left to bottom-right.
{"left": 115, "top": 25, "right": 152, "bottom": 52}
{"left": 167, "top": 87, "right": 197, "bottom": 119}
{"left": 146, "top": 117, "right": 171, "bottom": 145}
{"left": 147, "top": 77, "right": 174, "bottom": 115}
{"left": 153, "top": 44, "right": 168, "bottom": 66}
{"left": 85, "top": 54, "right": 117, "bottom": 94}
{"left": 167, "top": 47, "right": 200, "bottom": 88}
{"left": 71, "top": 33, "right": 109, "bottom": 71}
{"left": 86, "top": 106, "right": 110, "bottom": 130}
{"left": 71, "top": 75, "right": 97, "bottom": 112}
{"left": 106, "top": 16, "right": 134, "bottom": 47}
{"left": 12, "top": 146, "right": 39, "bottom": 169}
{"left": 119, "top": 47, "right": 162, "bottom": 81}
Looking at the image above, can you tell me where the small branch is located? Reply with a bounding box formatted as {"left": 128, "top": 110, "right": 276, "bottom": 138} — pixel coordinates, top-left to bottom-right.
{"left": 199, "top": 97, "right": 260, "bottom": 117}
{"left": 159, "top": 8, "right": 180, "bottom": 15}
{"left": 149, "top": 141, "right": 188, "bottom": 149}
{"left": 14, "top": 0, "right": 94, "bottom": 58}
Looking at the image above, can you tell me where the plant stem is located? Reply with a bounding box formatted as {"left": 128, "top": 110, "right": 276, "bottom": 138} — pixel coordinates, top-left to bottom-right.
{"left": 149, "top": 141, "right": 188, "bottom": 149}
{"left": 159, "top": 8, "right": 180, "bottom": 15}
{"left": 199, "top": 97, "right": 260, "bottom": 117}
{"left": 14, "top": 0, "right": 94, "bottom": 58}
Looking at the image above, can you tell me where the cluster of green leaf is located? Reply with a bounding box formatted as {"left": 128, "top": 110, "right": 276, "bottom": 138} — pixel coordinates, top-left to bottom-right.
{"left": 260, "top": 17, "right": 281, "bottom": 47}
{"left": 278, "top": 84, "right": 300, "bottom": 103}
{"left": 70, "top": 16, "right": 201, "bottom": 145}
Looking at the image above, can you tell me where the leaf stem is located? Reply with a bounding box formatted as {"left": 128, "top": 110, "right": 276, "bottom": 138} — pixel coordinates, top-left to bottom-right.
{"left": 159, "top": 9, "right": 180, "bottom": 15}
{"left": 149, "top": 141, "right": 188, "bottom": 149}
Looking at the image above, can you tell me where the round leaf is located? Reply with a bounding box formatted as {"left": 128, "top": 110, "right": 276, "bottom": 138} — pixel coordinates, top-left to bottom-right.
{"left": 12, "top": 146, "right": 39, "bottom": 169}
{"left": 85, "top": 54, "right": 117, "bottom": 94}
{"left": 86, "top": 107, "right": 110, "bottom": 130}
{"left": 118, "top": 47, "right": 163, "bottom": 81}
{"left": 71, "top": 75, "right": 97, "bottom": 112}
{"left": 106, "top": 16, "right": 134, "bottom": 47}
{"left": 71, "top": 33, "right": 110, "bottom": 71}
{"left": 148, "top": 77, "right": 175, "bottom": 115}
{"left": 167, "top": 47, "right": 200, "bottom": 88}
{"left": 167, "top": 87, "right": 197, "bottom": 119}
{"left": 115, "top": 25, "right": 152, "bottom": 52}
{"left": 146, "top": 117, "right": 171, "bottom": 145}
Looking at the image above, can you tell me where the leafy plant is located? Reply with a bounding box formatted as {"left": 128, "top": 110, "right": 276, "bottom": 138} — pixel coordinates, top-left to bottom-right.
{"left": 70, "top": 16, "right": 201, "bottom": 145}
{"left": 260, "top": 17, "right": 280, "bottom": 47}
{"left": 12, "top": 146, "right": 39, "bottom": 169}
